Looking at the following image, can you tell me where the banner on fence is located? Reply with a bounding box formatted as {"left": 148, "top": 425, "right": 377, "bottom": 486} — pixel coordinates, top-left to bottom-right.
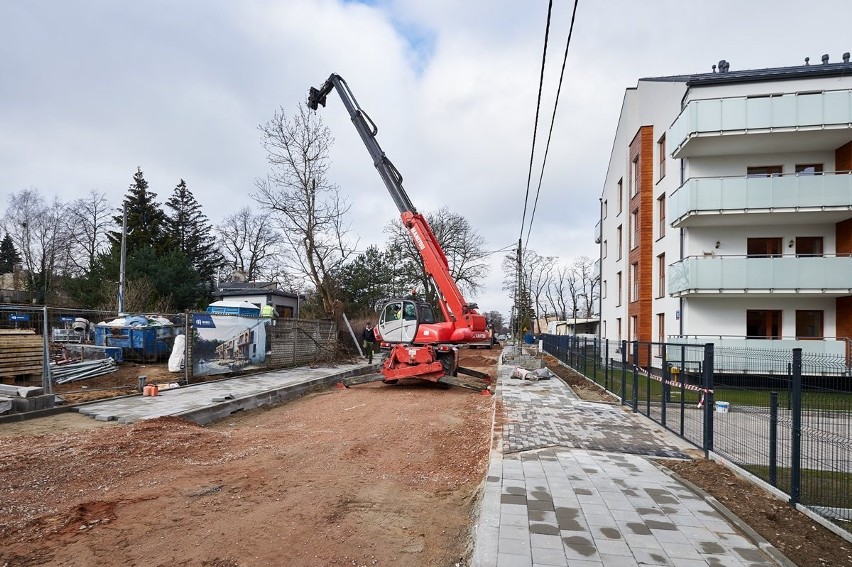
{"left": 192, "top": 315, "right": 269, "bottom": 376}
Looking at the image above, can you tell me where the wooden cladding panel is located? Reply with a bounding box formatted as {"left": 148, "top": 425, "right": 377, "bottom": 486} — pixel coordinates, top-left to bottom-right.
{"left": 837, "top": 218, "right": 852, "bottom": 256}
{"left": 838, "top": 297, "right": 852, "bottom": 340}
{"left": 627, "top": 125, "right": 655, "bottom": 365}
{"left": 836, "top": 141, "right": 852, "bottom": 172}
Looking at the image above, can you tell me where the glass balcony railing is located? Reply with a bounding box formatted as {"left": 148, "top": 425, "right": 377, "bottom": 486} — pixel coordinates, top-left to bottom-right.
{"left": 669, "top": 172, "right": 852, "bottom": 226}
{"left": 594, "top": 219, "right": 601, "bottom": 243}
{"left": 668, "top": 255, "right": 852, "bottom": 296}
{"left": 593, "top": 258, "right": 601, "bottom": 279}
{"left": 667, "top": 335, "right": 849, "bottom": 368}
{"left": 669, "top": 89, "right": 852, "bottom": 156}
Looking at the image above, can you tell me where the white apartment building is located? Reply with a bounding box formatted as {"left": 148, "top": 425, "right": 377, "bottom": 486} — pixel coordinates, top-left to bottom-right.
{"left": 597, "top": 55, "right": 852, "bottom": 366}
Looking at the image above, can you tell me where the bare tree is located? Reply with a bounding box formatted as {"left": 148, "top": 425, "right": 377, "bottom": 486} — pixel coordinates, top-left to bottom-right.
{"left": 572, "top": 256, "right": 599, "bottom": 318}
{"left": 0, "top": 188, "right": 70, "bottom": 303}
{"left": 217, "top": 206, "right": 283, "bottom": 282}
{"left": 384, "top": 206, "right": 489, "bottom": 305}
{"left": 254, "top": 103, "right": 355, "bottom": 316}
{"left": 525, "top": 251, "right": 556, "bottom": 334}
{"left": 546, "top": 261, "right": 571, "bottom": 320}
{"left": 66, "top": 190, "right": 114, "bottom": 276}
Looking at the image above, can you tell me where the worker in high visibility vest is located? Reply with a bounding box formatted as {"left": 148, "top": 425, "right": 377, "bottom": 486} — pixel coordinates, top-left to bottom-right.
{"left": 261, "top": 302, "right": 278, "bottom": 318}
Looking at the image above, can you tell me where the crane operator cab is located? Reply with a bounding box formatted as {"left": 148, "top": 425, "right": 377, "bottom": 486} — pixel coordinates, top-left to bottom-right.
{"left": 377, "top": 298, "right": 435, "bottom": 344}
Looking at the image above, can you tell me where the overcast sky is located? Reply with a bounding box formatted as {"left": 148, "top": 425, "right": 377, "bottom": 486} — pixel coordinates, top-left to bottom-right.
{"left": 1, "top": 0, "right": 849, "bottom": 318}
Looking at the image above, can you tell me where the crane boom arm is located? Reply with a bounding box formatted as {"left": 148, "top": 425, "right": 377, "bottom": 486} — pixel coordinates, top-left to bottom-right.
{"left": 308, "top": 73, "right": 486, "bottom": 333}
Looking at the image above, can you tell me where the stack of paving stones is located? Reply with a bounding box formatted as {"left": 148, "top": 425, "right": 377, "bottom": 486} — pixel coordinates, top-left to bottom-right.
{"left": 473, "top": 349, "right": 782, "bottom": 567}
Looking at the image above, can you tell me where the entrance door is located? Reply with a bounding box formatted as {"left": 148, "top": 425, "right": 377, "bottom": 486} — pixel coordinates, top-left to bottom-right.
{"left": 378, "top": 300, "right": 418, "bottom": 343}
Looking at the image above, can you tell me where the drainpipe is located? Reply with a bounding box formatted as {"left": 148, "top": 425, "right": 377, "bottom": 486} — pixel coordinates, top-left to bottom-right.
{"left": 679, "top": 227, "right": 684, "bottom": 337}
{"left": 598, "top": 197, "right": 604, "bottom": 342}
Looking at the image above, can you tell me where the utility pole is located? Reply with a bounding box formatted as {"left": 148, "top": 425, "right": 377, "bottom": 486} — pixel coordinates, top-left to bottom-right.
{"left": 118, "top": 205, "right": 126, "bottom": 315}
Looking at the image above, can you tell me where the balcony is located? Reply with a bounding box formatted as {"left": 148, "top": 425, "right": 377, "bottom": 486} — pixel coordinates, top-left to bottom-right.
{"left": 593, "top": 258, "right": 601, "bottom": 279}
{"left": 668, "top": 255, "right": 852, "bottom": 297}
{"left": 594, "top": 220, "right": 602, "bottom": 243}
{"left": 668, "top": 89, "right": 852, "bottom": 158}
{"left": 669, "top": 172, "right": 852, "bottom": 227}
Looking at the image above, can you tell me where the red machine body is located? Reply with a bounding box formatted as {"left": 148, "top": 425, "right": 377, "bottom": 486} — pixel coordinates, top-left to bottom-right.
{"left": 308, "top": 74, "right": 491, "bottom": 387}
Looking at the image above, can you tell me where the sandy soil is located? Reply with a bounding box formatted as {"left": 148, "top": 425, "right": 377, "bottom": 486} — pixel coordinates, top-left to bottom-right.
{"left": 4, "top": 348, "right": 850, "bottom": 566}
{"left": 0, "top": 349, "right": 499, "bottom": 567}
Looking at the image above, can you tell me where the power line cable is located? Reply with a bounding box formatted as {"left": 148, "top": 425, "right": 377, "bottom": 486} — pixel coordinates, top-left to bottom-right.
{"left": 515, "top": 0, "right": 554, "bottom": 339}
{"left": 518, "top": 0, "right": 554, "bottom": 244}
{"left": 525, "top": 0, "right": 580, "bottom": 249}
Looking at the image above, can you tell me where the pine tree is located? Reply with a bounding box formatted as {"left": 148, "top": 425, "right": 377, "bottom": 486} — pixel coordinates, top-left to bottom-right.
{"left": 164, "top": 179, "right": 221, "bottom": 284}
{"left": 0, "top": 233, "right": 21, "bottom": 274}
{"left": 108, "top": 167, "right": 168, "bottom": 254}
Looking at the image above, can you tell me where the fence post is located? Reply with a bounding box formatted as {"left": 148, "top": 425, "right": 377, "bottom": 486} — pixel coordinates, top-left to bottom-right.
{"left": 582, "top": 337, "right": 588, "bottom": 376}
{"left": 790, "top": 348, "right": 802, "bottom": 506}
{"left": 621, "top": 340, "right": 627, "bottom": 406}
{"left": 661, "top": 345, "right": 668, "bottom": 427}
{"left": 184, "top": 309, "right": 191, "bottom": 386}
{"left": 41, "top": 305, "right": 53, "bottom": 394}
{"left": 769, "top": 390, "right": 778, "bottom": 487}
{"left": 679, "top": 344, "right": 686, "bottom": 436}
{"left": 604, "top": 338, "right": 610, "bottom": 392}
{"left": 631, "top": 341, "right": 639, "bottom": 412}
{"left": 593, "top": 337, "right": 598, "bottom": 385}
{"left": 702, "top": 343, "right": 715, "bottom": 455}
{"left": 646, "top": 342, "right": 652, "bottom": 416}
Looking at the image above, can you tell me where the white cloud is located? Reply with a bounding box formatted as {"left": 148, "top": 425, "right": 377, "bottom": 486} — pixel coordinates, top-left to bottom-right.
{"left": 1, "top": 0, "right": 849, "bottom": 319}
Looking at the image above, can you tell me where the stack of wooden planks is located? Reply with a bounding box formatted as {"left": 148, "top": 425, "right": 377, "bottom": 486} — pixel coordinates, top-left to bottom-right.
{"left": 0, "top": 330, "right": 43, "bottom": 382}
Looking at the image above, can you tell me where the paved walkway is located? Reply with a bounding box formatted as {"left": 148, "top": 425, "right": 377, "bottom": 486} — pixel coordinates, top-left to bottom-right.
{"left": 472, "top": 352, "right": 788, "bottom": 567}
{"left": 75, "top": 363, "right": 368, "bottom": 424}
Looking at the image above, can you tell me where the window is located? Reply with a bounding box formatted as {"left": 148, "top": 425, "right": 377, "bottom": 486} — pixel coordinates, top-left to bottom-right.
{"left": 657, "top": 313, "right": 665, "bottom": 353}
{"left": 616, "top": 272, "right": 622, "bottom": 306}
{"left": 796, "top": 237, "right": 823, "bottom": 256}
{"left": 657, "top": 253, "right": 666, "bottom": 298}
{"left": 796, "top": 164, "right": 823, "bottom": 175}
{"left": 658, "top": 135, "right": 666, "bottom": 180}
{"left": 796, "top": 310, "right": 823, "bottom": 339}
{"left": 747, "top": 238, "right": 783, "bottom": 258}
{"left": 630, "top": 263, "right": 638, "bottom": 303}
{"left": 630, "top": 210, "right": 639, "bottom": 250}
{"left": 603, "top": 200, "right": 608, "bottom": 219}
{"left": 602, "top": 321, "right": 606, "bottom": 338}
{"left": 603, "top": 240, "right": 608, "bottom": 259}
{"left": 630, "top": 315, "right": 638, "bottom": 341}
{"left": 602, "top": 280, "right": 607, "bottom": 299}
{"left": 657, "top": 194, "right": 666, "bottom": 239}
{"left": 747, "top": 165, "right": 782, "bottom": 177}
{"left": 616, "top": 318, "right": 622, "bottom": 342}
{"left": 746, "top": 310, "right": 782, "bottom": 339}
{"left": 617, "top": 179, "right": 624, "bottom": 214}
{"left": 630, "top": 157, "right": 640, "bottom": 197}
{"left": 616, "top": 226, "right": 623, "bottom": 260}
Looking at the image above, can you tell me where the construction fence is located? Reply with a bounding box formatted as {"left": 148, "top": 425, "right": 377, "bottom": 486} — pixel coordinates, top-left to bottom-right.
{"left": 541, "top": 334, "right": 852, "bottom": 535}
{"left": 0, "top": 305, "right": 338, "bottom": 390}
{"left": 187, "top": 312, "right": 337, "bottom": 378}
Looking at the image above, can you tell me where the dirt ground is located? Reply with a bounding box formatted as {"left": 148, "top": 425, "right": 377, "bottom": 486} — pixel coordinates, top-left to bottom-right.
{"left": 543, "top": 355, "right": 852, "bottom": 567}
{"left": 0, "top": 349, "right": 498, "bottom": 567}
{"left": 3, "top": 349, "right": 851, "bottom": 566}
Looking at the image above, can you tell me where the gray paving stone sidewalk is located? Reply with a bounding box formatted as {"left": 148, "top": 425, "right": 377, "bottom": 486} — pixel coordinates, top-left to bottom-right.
{"left": 75, "top": 362, "right": 367, "bottom": 424}
{"left": 472, "top": 352, "right": 783, "bottom": 567}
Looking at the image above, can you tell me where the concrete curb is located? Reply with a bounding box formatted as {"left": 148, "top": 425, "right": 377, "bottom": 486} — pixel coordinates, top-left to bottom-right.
{"left": 172, "top": 365, "right": 377, "bottom": 425}
{"left": 652, "top": 461, "right": 797, "bottom": 567}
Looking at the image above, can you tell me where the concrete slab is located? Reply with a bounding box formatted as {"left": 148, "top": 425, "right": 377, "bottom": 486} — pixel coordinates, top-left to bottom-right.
{"left": 471, "top": 348, "right": 789, "bottom": 567}
{"left": 74, "top": 363, "right": 372, "bottom": 425}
